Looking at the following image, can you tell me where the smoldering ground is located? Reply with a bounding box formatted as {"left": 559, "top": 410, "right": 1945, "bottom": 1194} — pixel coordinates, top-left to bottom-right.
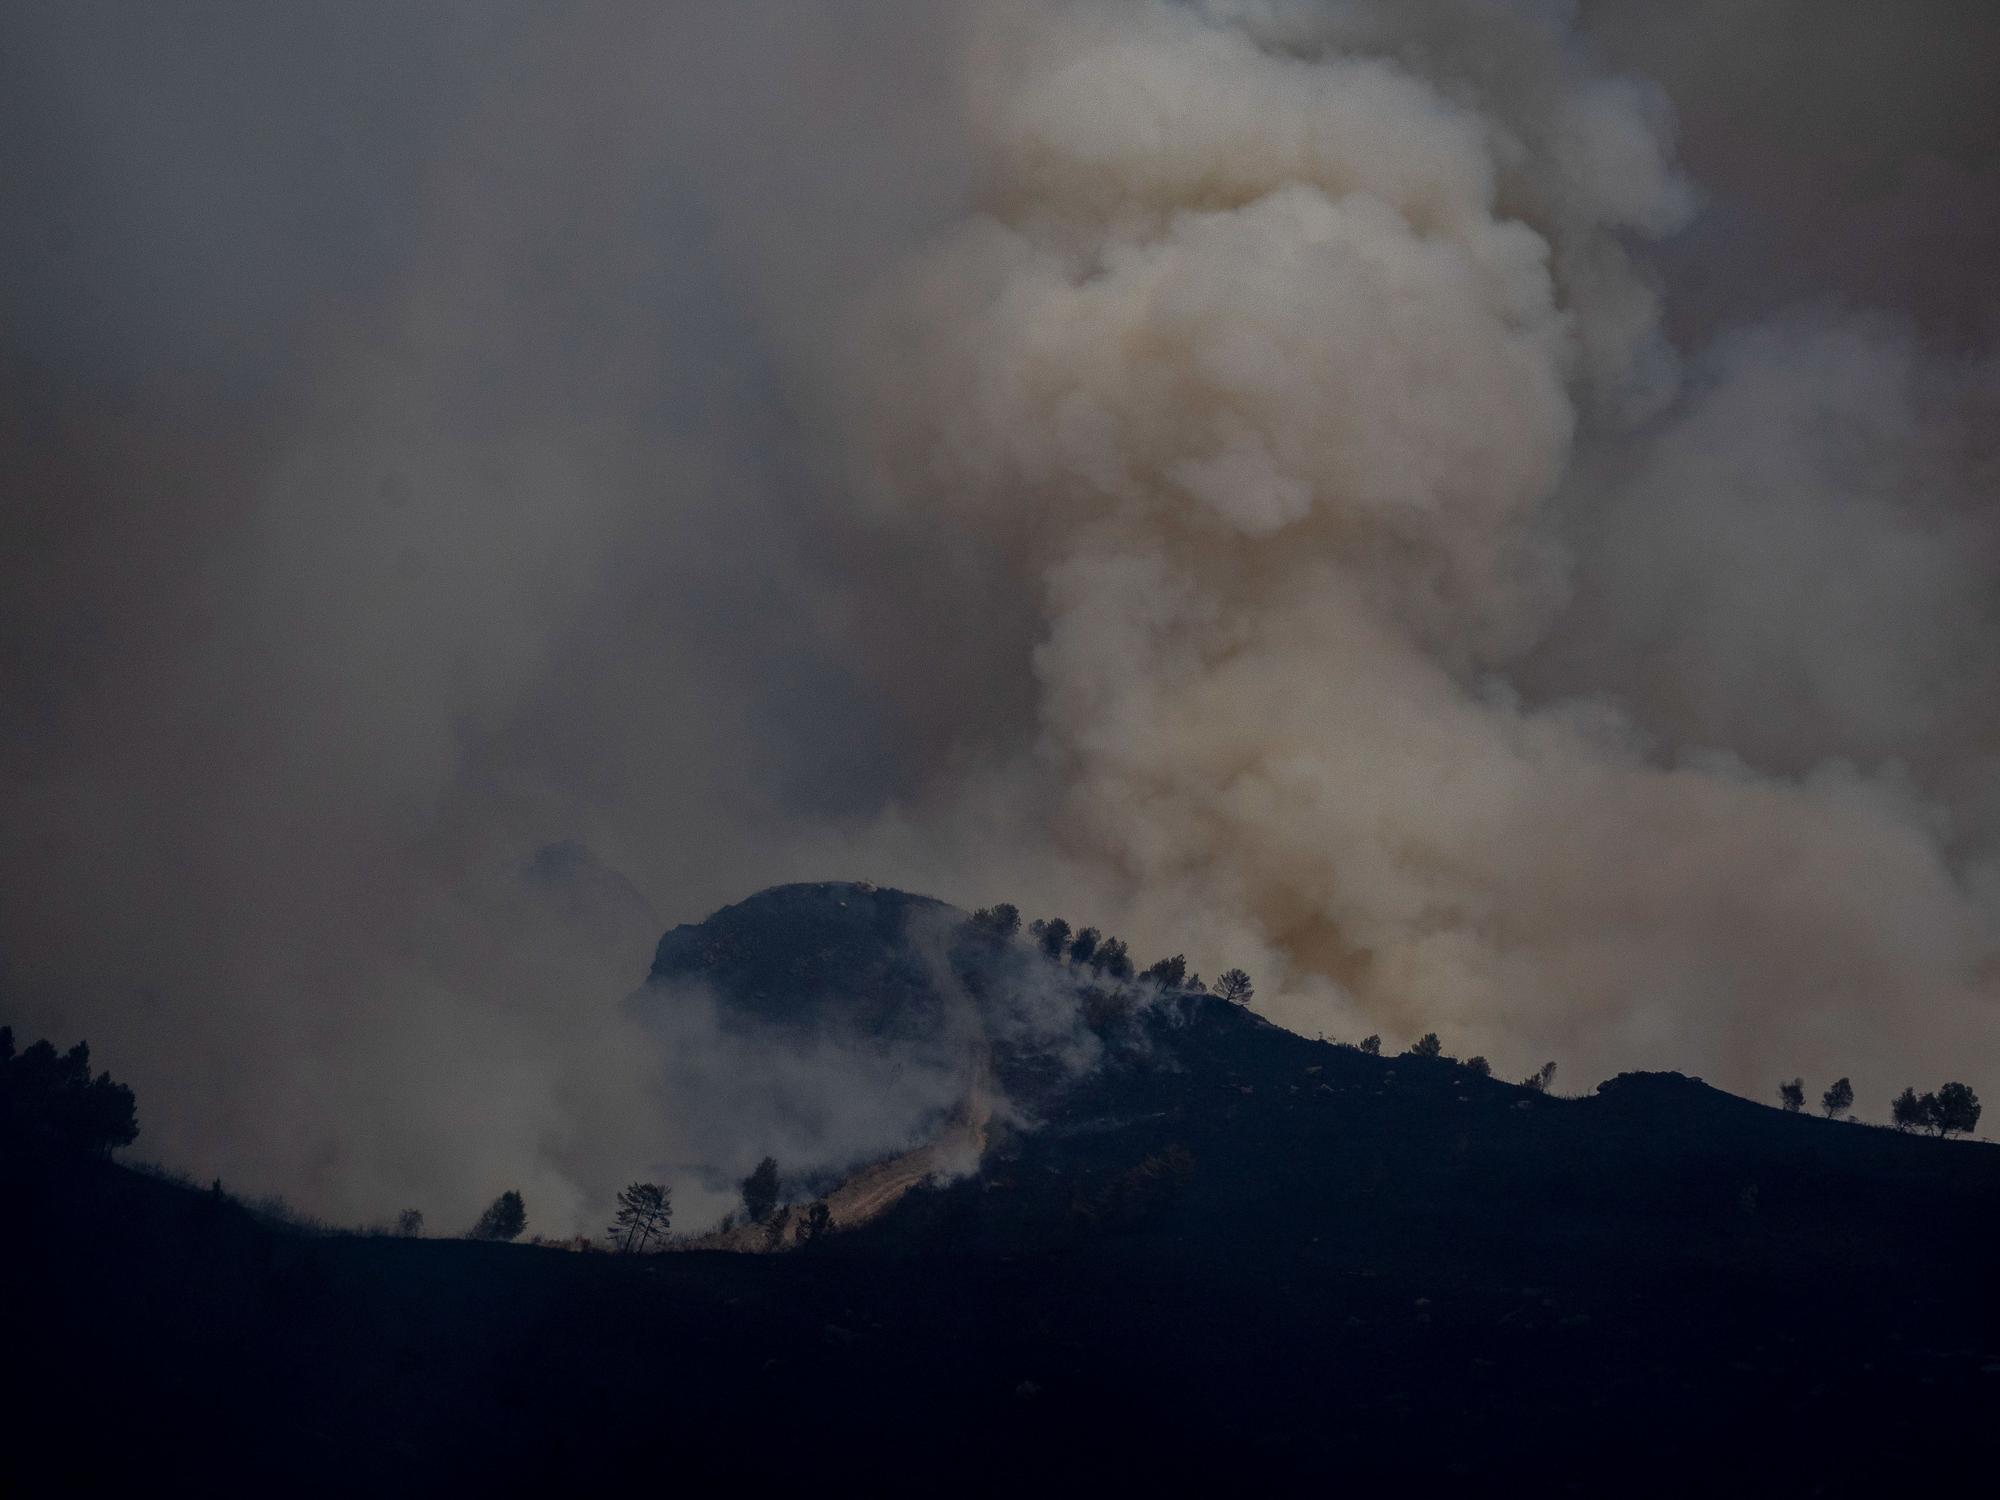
{"left": 2, "top": 1, "right": 1996, "bottom": 1230}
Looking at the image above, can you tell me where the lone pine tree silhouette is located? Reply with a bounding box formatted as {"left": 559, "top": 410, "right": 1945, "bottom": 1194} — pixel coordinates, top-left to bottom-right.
{"left": 1212, "top": 968, "right": 1254, "bottom": 1006}
{"left": 1925, "top": 1082, "right": 1982, "bottom": 1138}
{"left": 469, "top": 1189, "right": 525, "bottom": 1242}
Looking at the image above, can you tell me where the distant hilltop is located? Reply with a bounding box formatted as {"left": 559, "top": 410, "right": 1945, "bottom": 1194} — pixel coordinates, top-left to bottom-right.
{"left": 644, "top": 881, "right": 957, "bottom": 1036}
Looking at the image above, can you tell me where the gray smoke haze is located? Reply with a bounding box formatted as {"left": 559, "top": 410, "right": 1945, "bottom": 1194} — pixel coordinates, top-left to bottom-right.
{"left": 2, "top": 0, "right": 1995, "bottom": 1229}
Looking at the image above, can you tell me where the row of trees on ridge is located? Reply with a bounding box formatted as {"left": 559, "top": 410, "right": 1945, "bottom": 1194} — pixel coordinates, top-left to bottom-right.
{"left": 1777, "top": 1075, "right": 1981, "bottom": 1137}
{"left": 968, "top": 904, "right": 1256, "bottom": 1010}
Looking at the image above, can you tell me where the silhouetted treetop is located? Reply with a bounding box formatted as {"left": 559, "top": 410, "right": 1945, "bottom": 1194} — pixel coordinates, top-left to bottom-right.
{"left": 969, "top": 904, "right": 1021, "bottom": 939}
{"left": 1092, "top": 937, "right": 1133, "bottom": 982}
{"left": 610, "top": 1182, "right": 673, "bottom": 1253}
{"left": 1213, "top": 969, "right": 1254, "bottom": 1006}
{"left": 1891, "top": 1087, "right": 1927, "bottom": 1132}
{"left": 742, "top": 1156, "right": 780, "bottom": 1225}
{"left": 1820, "top": 1077, "right": 1854, "bottom": 1119}
{"left": 1778, "top": 1078, "right": 1805, "bottom": 1113}
{"left": 1409, "top": 1033, "right": 1445, "bottom": 1060}
{"left": 470, "top": 1190, "right": 526, "bottom": 1242}
{"left": 1926, "top": 1082, "right": 1981, "bottom": 1138}
{"left": 1, "top": 1029, "right": 139, "bottom": 1159}
{"left": 1031, "top": 918, "right": 1073, "bottom": 961}
{"left": 1888, "top": 1083, "right": 1980, "bottom": 1138}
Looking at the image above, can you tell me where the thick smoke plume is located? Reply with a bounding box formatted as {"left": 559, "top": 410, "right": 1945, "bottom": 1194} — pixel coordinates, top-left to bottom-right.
{"left": 2, "top": 1, "right": 1995, "bottom": 1229}
{"left": 827, "top": 0, "right": 2000, "bottom": 1106}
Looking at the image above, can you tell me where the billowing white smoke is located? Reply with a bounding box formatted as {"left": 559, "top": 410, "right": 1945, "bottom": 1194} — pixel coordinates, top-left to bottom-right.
{"left": 828, "top": 0, "right": 1999, "bottom": 1094}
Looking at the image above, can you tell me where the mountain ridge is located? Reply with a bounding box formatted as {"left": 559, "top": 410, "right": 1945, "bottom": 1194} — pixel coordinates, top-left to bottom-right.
{"left": 10, "top": 879, "right": 1998, "bottom": 1491}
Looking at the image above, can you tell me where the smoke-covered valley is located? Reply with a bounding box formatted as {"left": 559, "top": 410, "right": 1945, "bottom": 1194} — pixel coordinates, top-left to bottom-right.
{"left": 3, "top": 0, "right": 1996, "bottom": 1233}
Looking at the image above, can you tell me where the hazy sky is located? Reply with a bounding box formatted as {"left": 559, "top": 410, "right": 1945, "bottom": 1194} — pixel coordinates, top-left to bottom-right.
{"left": 3, "top": 1, "right": 1995, "bottom": 1228}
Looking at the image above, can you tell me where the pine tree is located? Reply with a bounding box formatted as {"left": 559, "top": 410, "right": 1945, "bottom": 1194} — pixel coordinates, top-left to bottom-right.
{"left": 470, "top": 1190, "right": 526, "bottom": 1242}
{"left": 1092, "top": 937, "right": 1133, "bottom": 982}
{"left": 969, "top": 904, "right": 1020, "bottom": 938}
{"left": 741, "top": 1156, "right": 780, "bottom": 1225}
{"left": 0, "top": 1032, "right": 138, "bottom": 1158}
{"left": 1036, "top": 918, "right": 1073, "bottom": 960}
{"left": 1890, "top": 1087, "right": 1926, "bottom": 1132}
{"left": 609, "top": 1182, "right": 672, "bottom": 1252}
{"left": 1926, "top": 1081, "right": 1981, "bottom": 1138}
{"left": 1213, "top": 969, "right": 1254, "bottom": 1006}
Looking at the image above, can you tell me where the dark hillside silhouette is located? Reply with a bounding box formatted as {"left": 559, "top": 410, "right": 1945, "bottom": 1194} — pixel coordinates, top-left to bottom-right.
{"left": 8, "top": 885, "right": 1996, "bottom": 1492}
{"left": 646, "top": 883, "right": 952, "bottom": 1037}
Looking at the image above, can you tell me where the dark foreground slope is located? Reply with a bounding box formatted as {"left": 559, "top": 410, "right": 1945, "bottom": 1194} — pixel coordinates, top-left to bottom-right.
{"left": 9, "top": 895, "right": 1998, "bottom": 1494}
